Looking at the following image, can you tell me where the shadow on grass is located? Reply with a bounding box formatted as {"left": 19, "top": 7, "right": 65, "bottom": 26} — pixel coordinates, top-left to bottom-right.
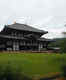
{"left": 0, "top": 56, "right": 66, "bottom": 80}
{"left": 61, "top": 63, "right": 66, "bottom": 79}
{"left": 0, "top": 61, "right": 32, "bottom": 80}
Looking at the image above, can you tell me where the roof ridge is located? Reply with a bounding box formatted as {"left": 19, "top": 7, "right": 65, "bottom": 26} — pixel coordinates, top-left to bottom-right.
{"left": 6, "top": 23, "right": 48, "bottom": 34}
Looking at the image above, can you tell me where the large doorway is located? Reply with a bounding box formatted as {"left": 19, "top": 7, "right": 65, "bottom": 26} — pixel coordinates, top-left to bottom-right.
{"left": 13, "top": 41, "right": 19, "bottom": 51}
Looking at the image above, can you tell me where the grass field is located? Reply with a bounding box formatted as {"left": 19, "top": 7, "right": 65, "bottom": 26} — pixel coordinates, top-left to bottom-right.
{"left": 0, "top": 52, "right": 66, "bottom": 78}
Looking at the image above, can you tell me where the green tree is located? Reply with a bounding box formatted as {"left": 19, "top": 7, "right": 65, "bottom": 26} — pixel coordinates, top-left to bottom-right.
{"left": 60, "top": 38, "right": 66, "bottom": 53}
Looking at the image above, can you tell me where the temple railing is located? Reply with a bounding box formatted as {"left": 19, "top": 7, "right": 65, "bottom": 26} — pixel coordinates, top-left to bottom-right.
{"left": 0, "top": 34, "right": 26, "bottom": 40}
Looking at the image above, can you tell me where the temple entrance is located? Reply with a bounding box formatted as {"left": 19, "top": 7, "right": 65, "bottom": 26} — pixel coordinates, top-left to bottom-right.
{"left": 39, "top": 43, "right": 43, "bottom": 51}
{"left": 13, "top": 41, "right": 19, "bottom": 51}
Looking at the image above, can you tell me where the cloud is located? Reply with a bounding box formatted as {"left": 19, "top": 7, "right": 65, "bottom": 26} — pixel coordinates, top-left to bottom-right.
{"left": 0, "top": 0, "right": 66, "bottom": 38}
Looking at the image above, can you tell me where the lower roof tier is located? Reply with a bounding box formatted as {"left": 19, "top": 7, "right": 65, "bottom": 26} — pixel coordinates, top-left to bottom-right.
{"left": 0, "top": 34, "right": 54, "bottom": 42}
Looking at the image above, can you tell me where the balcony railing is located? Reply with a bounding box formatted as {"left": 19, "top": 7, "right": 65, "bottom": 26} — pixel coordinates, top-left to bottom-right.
{"left": 0, "top": 34, "right": 25, "bottom": 40}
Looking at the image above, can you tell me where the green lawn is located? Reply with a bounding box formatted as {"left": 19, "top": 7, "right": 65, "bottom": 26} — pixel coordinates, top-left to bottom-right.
{"left": 0, "top": 53, "right": 66, "bottom": 77}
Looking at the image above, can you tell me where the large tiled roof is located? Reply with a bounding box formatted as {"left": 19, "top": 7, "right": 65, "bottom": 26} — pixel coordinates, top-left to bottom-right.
{"left": 6, "top": 23, "right": 48, "bottom": 34}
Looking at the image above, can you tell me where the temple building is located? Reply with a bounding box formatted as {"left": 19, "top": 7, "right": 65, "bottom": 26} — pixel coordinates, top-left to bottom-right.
{"left": 0, "top": 23, "right": 54, "bottom": 51}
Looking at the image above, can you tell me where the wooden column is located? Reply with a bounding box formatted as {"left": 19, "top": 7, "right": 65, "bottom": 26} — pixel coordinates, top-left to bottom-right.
{"left": 13, "top": 41, "right": 19, "bottom": 51}
{"left": 39, "top": 43, "right": 43, "bottom": 51}
{"left": 45, "top": 42, "right": 49, "bottom": 49}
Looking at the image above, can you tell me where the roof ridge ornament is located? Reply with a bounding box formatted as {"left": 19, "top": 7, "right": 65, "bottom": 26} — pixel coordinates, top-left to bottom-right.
{"left": 13, "top": 21, "right": 16, "bottom": 24}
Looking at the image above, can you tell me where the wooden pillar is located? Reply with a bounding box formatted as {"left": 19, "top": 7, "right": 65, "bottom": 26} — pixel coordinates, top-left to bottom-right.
{"left": 39, "top": 43, "right": 43, "bottom": 51}
{"left": 45, "top": 42, "right": 49, "bottom": 49}
{"left": 13, "top": 41, "right": 19, "bottom": 51}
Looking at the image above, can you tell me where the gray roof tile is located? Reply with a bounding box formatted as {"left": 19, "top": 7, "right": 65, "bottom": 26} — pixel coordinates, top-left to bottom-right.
{"left": 7, "top": 23, "right": 48, "bottom": 34}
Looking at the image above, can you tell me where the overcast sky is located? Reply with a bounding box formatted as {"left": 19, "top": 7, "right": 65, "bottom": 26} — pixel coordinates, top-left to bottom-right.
{"left": 0, "top": 0, "right": 66, "bottom": 38}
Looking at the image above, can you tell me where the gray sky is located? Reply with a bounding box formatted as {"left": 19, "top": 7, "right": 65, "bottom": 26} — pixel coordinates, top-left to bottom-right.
{"left": 0, "top": 0, "right": 66, "bottom": 38}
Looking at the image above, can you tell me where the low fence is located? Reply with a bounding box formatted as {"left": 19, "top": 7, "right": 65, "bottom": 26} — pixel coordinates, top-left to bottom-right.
{"left": 0, "top": 50, "right": 59, "bottom": 54}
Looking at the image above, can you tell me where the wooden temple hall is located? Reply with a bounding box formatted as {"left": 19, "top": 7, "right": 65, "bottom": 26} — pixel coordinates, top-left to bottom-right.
{"left": 0, "top": 23, "right": 54, "bottom": 51}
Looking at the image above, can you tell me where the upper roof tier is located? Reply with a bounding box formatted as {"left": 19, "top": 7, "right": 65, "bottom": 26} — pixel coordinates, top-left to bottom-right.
{"left": 6, "top": 23, "right": 48, "bottom": 34}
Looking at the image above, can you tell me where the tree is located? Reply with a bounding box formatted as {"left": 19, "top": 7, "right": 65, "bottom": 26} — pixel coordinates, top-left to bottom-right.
{"left": 62, "top": 32, "right": 66, "bottom": 38}
{"left": 60, "top": 38, "right": 66, "bottom": 53}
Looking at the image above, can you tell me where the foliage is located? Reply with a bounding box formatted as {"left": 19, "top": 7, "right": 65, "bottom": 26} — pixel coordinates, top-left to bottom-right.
{"left": 50, "top": 38, "right": 66, "bottom": 53}
{"left": 60, "top": 38, "right": 66, "bottom": 53}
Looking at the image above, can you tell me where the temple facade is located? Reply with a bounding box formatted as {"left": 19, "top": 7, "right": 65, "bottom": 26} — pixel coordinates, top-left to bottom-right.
{"left": 0, "top": 23, "right": 54, "bottom": 51}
